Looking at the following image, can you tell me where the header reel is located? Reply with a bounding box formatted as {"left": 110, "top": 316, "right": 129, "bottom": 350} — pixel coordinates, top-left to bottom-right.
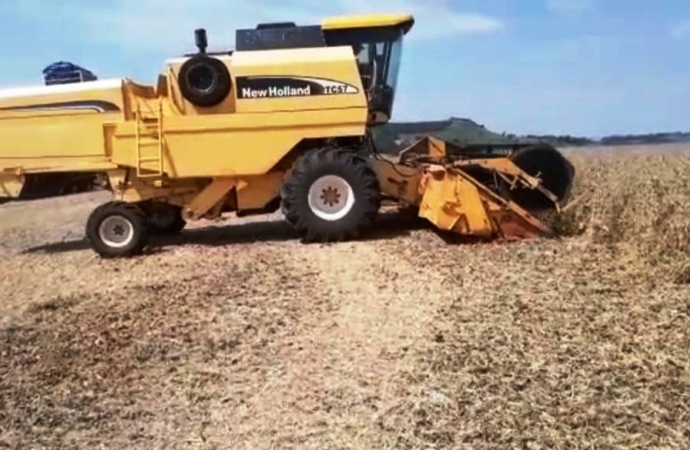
{"left": 393, "top": 135, "right": 575, "bottom": 232}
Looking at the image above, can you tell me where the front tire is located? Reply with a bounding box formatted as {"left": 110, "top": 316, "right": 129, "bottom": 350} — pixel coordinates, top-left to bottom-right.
{"left": 86, "top": 201, "right": 149, "bottom": 258}
{"left": 281, "top": 147, "right": 381, "bottom": 242}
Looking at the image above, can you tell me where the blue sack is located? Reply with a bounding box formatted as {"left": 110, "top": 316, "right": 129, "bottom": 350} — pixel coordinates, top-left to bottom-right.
{"left": 42, "top": 61, "right": 98, "bottom": 85}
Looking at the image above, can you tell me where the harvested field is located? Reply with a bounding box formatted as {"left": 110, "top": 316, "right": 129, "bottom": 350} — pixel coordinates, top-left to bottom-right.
{"left": 1, "top": 143, "right": 689, "bottom": 449}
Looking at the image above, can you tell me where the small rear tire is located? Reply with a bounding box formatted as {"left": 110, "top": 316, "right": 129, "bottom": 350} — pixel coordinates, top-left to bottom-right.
{"left": 149, "top": 212, "right": 186, "bottom": 235}
{"left": 86, "top": 201, "right": 149, "bottom": 258}
{"left": 281, "top": 147, "right": 381, "bottom": 242}
{"left": 141, "top": 202, "right": 187, "bottom": 235}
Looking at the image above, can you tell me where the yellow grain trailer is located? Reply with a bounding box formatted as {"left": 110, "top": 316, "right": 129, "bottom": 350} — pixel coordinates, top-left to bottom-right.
{"left": 0, "top": 13, "right": 575, "bottom": 257}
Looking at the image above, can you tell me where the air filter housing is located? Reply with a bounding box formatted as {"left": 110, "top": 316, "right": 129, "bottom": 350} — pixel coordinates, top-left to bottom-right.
{"left": 235, "top": 22, "right": 325, "bottom": 51}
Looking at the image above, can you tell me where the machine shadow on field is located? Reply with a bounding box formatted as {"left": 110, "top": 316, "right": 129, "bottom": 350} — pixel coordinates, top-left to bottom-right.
{"left": 22, "top": 210, "right": 431, "bottom": 256}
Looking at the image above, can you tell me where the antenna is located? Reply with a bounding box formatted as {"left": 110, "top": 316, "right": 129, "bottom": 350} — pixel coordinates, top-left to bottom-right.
{"left": 194, "top": 28, "right": 208, "bottom": 54}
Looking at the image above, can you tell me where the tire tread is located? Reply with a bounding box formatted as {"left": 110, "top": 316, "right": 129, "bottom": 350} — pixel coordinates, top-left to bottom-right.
{"left": 85, "top": 201, "right": 149, "bottom": 258}
{"left": 281, "top": 147, "right": 380, "bottom": 242}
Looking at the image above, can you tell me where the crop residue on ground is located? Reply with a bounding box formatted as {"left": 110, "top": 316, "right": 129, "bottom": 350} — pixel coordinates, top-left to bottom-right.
{"left": 1, "top": 143, "right": 689, "bottom": 449}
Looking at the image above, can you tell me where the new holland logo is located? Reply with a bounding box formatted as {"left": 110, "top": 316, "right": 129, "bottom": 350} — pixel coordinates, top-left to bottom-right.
{"left": 236, "top": 76, "right": 359, "bottom": 99}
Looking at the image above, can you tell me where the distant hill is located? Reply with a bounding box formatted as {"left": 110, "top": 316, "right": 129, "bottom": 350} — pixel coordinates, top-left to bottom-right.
{"left": 371, "top": 117, "right": 690, "bottom": 154}
{"left": 600, "top": 132, "right": 690, "bottom": 146}
{"left": 373, "top": 117, "right": 518, "bottom": 153}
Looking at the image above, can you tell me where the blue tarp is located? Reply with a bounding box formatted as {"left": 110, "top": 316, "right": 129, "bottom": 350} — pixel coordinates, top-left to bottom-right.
{"left": 42, "top": 61, "right": 97, "bottom": 85}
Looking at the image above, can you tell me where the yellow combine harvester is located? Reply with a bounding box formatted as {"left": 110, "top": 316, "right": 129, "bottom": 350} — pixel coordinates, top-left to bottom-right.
{"left": 0, "top": 13, "right": 575, "bottom": 257}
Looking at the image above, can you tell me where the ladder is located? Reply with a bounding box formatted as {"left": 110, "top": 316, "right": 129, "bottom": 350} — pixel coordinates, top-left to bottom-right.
{"left": 134, "top": 99, "right": 164, "bottom": 178}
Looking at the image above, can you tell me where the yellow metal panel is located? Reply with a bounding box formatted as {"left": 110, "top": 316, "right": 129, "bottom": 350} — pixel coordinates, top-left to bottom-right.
{"left": 110, "top": 108, "right": 367, "bottom": 178}
{"left": 369, "top": 158, "right": 422, "bottom": 206}
{"left": 0, "top": 112, "right": 119, "bottom": 173}
{"left": 230, "top": 47, "right": 365, "bottom": 114}
{"left": 322, "top": 14, "right": 414, "bottom": 33}
{"left": 236, "top": 172, "right": 284, "bottom": 210}
{"left": 0, "top": 79, "right": 125, "bottom": 174}
{"left": 418, "top": 167, "right": 494, "bottom": 238}
{"left": 398, "top": 136, "right": 448, "bottom": 164}
{"left": 163, "top": 48, "right": 366, "bottom": 116}
{"left": 0, "top": 78, "right": 125, "bottom": 111}
{"left": 183, "top": 177, "right": 238, "bottom": 220}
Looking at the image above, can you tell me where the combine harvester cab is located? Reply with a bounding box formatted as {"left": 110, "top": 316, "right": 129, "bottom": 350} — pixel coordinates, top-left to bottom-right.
{"left": 0, "top": 13, "right": 575, "bottom": 257}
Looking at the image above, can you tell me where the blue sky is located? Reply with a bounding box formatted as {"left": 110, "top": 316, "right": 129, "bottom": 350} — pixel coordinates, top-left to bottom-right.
{"left": 1, "top": 0, "right": 689, "bottom": 137}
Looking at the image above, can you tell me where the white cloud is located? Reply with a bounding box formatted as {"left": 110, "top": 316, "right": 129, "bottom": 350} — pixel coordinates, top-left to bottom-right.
{"left": 6, "top": 0, "right": 504, "bottom": 55}
{"left": 546, "top": 0, "right": 596, "bottom": 17}
{"left": 670, "top": 21, "right": 690, "bottom": 39}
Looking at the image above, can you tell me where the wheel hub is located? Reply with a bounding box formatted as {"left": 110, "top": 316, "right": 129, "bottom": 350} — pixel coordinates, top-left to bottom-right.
{"left": 320, "top": 186, "right": 341, "bottom": 207}
{"left": 308, "top": 175, "right": 355, "bottom": 221}
{"left": 98, "top": 215, "right": 134, "bottom": 248}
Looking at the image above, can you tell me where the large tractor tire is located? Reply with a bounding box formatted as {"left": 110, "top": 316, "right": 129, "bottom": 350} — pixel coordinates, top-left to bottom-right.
{"left": 280, "top": 147, "right": 381, "bottom": 242}
{"left": 86, "top": 201, "right": 149, "bottom": 258}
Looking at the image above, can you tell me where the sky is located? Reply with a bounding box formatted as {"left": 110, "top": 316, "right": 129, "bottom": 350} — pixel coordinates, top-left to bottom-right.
{"left": 0, "top": 0, "right": 689, "bottom": 137}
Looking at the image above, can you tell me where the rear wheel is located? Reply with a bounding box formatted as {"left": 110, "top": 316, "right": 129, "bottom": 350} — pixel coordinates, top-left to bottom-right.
{"left": 149, "top": 211, "right": 186, "bottom": 235}
{"left": 86, "top": 201, "right": 149, "bottom": 258}
{"left": 141, "top": 201, "right": 187, "bottom": 235}
{"left": 281, "top": 147, "right": 381, "bottom": 242}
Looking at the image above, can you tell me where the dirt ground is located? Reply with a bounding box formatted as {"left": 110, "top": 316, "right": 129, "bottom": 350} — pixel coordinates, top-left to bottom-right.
{"left": 1, "top": 144, "right": 689, "bottom": 449}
